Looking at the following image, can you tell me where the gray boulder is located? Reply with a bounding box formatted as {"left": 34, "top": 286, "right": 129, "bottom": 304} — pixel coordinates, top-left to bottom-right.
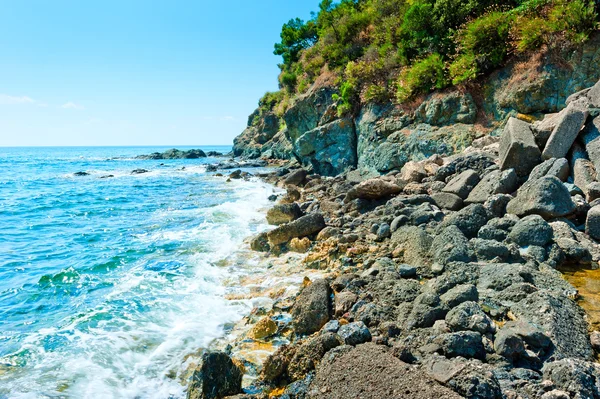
{"left": 587, "top": 205, "right": 600, "bottom": 241}
{"left": 267, "top": 213, "right": 326, "bottom": 246}
{"left": 443, "top": 169, "right": 480, "bottom": 199}
{"left": 466, "top": 169, "right": 518, "bottom": 204}
{"left": 440, "top": 284, "right": 479, "bottom": 308}
{"left": 284, "top": 169, "right": 308, "bottom": 186}
{"left": 499, "top": 117, "right": 542, "bottom": 176}
{"left": 291, "top": 279, "right": 332, "bottom": 335}
{"left": 573, "top": 158, "right": 597, "bottom": 196}
{"left": 266, "top": 203, "right": 303, "bottom": 225}
{"left": 506, "top": 177, "right": 575, "bottom": 219}
{"left": 344, "top": 178, "right": 402, "bottom": 202}
{"left": 187, "top": 351, "right": 243, "bottom": 399}
{"left": 527, "top": 158, "right": 569, "bottom": 182}
{"left": 337, "top": 321, "right": 372, "bottom": 345}
{"left": 435, "top": 331, "right": 485, "bottom": 359}
{"left": 588, "top": 79, "right": 600, "bottom": 107}
{"left": 431, "top": 225, "right": 470, "bottom": 264}
{"left": 471, "top": 238, "right": 511, "bottom": 261}
{"left": 439, "top": 203, "right": 490, "bottom": 238}
{"left": 431, "top": 192, "right": 464, "bottom": 211}
{"left": 445, "top": 301, "right": 494, "bottom": 334}
{"left": 508, "top": 215, "right": 554, "bottom": 247}
{"left": 581, "top": 116, "right": 600, "bottom": 172}
{"left": 543, "top": 359, "right": 600, "bottom": 399}
{"left": 494, "top": 329, "right": 526, "bottom": 360}
{"left": 542, "top": 104, "right": 589, "bottom": 159}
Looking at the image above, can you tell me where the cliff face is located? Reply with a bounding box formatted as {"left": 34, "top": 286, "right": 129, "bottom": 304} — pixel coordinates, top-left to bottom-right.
{"left": 233, "top": 34, "right": 600, "bottom": 177}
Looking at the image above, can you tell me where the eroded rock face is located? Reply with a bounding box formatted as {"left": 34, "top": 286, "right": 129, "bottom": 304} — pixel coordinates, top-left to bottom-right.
{"left": 187, "top": 351, "right": 243, "bottom": 399}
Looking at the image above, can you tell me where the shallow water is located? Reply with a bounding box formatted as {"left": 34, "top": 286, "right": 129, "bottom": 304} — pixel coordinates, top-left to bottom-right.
{"left": 559, "top": 265, "right": 600, "bottom": 330}
{"left": 0, "top": 146, "right": 277, "bottom": 398}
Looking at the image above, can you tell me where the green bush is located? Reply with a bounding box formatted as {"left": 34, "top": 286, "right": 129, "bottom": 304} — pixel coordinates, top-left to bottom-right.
{"left": 397, "top": 53, "right": 448, "bottom": 102}
{"left": 549, "top": 0, "right": 597, "bottom": 42}
{"left": 512, "top": 16, "right": 552, "bottom": 52}
{"left": 448, "top": 53, "right": 478, "bottom": 85}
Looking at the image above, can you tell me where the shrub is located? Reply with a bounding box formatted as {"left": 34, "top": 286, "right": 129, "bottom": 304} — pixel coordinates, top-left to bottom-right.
{"left": 549, "top": 0, "right": 598, "bottom": 43}
{"left": 397, "top": 53, "right": 448, "bottom": 102}
{"left": 449, "top": 53, "right": 478, "bottom": 85}
{"left": 512, "top": 16, "right": 553, "bottom": 52}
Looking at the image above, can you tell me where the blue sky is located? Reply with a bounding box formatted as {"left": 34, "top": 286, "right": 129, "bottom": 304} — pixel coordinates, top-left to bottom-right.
{"left": 0, "top": 0, "right": 316, "bottom": 146}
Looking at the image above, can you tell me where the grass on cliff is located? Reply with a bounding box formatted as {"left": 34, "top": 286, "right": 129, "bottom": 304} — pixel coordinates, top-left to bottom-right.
{"left": 260, "top": 0, "right": 599, "bottom": 118}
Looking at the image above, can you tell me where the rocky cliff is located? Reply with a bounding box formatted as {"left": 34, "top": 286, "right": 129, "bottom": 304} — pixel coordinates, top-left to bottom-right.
{"left": 233, "top": 34, "right": 600, "bottom": 178}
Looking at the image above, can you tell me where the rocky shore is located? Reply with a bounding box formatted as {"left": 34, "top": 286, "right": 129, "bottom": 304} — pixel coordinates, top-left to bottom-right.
{"left": 185, "top": 79, "right": 600, "bottom": 399}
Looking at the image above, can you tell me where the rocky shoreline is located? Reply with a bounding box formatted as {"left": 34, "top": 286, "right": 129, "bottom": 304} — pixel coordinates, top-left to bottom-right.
{"left": 185, "top": 79, "right": 600, "bottom": 399}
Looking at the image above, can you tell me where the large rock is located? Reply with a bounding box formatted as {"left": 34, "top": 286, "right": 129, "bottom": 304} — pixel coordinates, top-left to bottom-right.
{"left": 527, "top": 158, "right": 569, "bottom": 182}
{"left": 431, "top": 192, "right": 464, "bottom": 211}
{"left": 294, "top": 118, "right": 357, "bottom": 176}
{"left": 588, "top": 79, "right": 600, "bottom": 107}
{"left": 187, "top": 351, "right": 243, "bottom": 399}
{"left": 291, "top": 279, "right": 332, "bottom": 335}
{"left": 267, "top": 213, "right": 326, "bottom": 246}
{"left": 439, "top": 204, "right": 490, "bottom": 238}
{"left": 586, "top": 205, "right": 600, "bottom": 241}
{"left": 344, "top": 178, "right": 402, "bottom": 202}
{"left": 288, "top": 332, "right": 343, "bottom": 380}
{"left": 430, "top": 225, "right": 470, "bottom": 264}
{"left": 266, "top": 203, "right": 303, "bottom": 225}
{"left": 309, "top": 344, "right": 463, "bottom": 399}
{"left": 443, "top": 169, "right": 480, "bottom": 199}
{"left": 499, "top": 117, "right": 542, "bottom": 176}
{"left": 435, "top": 331, "right": 486, "bottom": 359}
{"left": 543, "top": 359, "right": 600, "bottom": 399}
{"left": 466, "top": 169, "right": 518, "bottom": 204}
{"left": 508, "top": 215, "right": 554, "bottom": 247}
{"left": 581, "top": 116, "right": 600, "bottom": 174}
{"left": 506, "top": 176, "right": 575, "bottom": 219}
{"left": 573, "top": 158, "right": 597, "bottom": 196}
{"left": 542, "top": 104, "right": 589, "bottom": 159}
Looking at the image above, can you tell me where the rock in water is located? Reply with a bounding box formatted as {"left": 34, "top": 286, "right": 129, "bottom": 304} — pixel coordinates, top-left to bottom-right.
{"left": 499, "top": 117, "right": 542, "bottom": 177}
{"left": 291, "top": 279, "right": 332, "bottom": 335}
{"left": 542, "top": 104, "right": 589, "bottom": 160}
{"left": 506, "top": 176, "right": 575, "bottom": 219}
{"left": 267, "top": 213, "right": 326, "bottom": 246}
{"left": 187, "top": 351, "right": 242, "bottom": 399}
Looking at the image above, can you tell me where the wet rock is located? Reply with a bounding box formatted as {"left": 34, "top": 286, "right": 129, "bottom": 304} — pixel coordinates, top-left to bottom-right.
{"left": 138, "top": 148, "right": 207, "bottom": 160}
{"left": 443, "top": 169, "right": 480, "bottom": 199}
{"left": 508, "top": 215, "right": 554, "bottom": 247}
{"left": 439, "top": 203, "right": 490, "bottom": 238}
{"left": 291, "top": 279, "right": 332, "bottom": 335}
{"left": 445, "top": 301, "right": 494, "bottom": 334}
{"left": 250, "top": 232, "right": 270, "bottom": 252}
{"left": 499, "top": 117, "right": 542, "bottom": 176}
{"left": 542, "top": 104, "right": 589, "bottom": 159}
{"left": 267, "top": 213, "right": 326, "bottom": 246}
{"left": 337, "top": 322, "right": 372, "bottom": 345}
{"left": 266, "top": 203, "right": 303, "bottom": 226}
{"left": 586, "top": 205, "right": 600, "bottom": 240}
{"left": 506, "top": 176, "right": 575, "bottom": 219}
{"left": 435, "top": 331, "right": 485, "bottom": 359}
{"left": 344, "top": 178, "right": 402, "bottom": 202}
{"left": 261, "top": 345, "right": 296, "bottom": 382}
{"left": 249, "top": 317, "right": 278, "bottom": 340}
{"left": 187, "top": 351, "right": 243, "bottom": 399}
{"left": 131, "top": 168, "right": 149, "bottom": 174}
{"left": 284, "top": 169, "right": 308, "bottom": 186}
{"left": 432, "top": 192, "right": 464, "bottom": 211}
{"left": 466, "top": 169, "right": 518, "bottom": 204}
{"left": 74, "top": 171, "right": 89, "bottom": 176}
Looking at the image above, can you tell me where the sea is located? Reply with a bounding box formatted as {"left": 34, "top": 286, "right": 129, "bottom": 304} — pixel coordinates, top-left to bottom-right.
{"left": 0, "top": 146, "right": 277, "bottom": 399}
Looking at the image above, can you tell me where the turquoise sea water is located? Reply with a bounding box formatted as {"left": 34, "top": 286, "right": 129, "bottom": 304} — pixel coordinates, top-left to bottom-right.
{"left": 0, "top": 146, "right": 275, "bottom": 398}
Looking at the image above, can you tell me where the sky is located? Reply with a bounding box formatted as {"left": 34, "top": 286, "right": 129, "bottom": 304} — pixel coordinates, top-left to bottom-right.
{"left": 0, "top": 0, "right": 316, "bottom": 146}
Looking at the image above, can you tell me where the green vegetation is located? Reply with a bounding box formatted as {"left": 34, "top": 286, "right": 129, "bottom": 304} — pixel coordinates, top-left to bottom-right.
{"left": 262, "top": 0, "right": 599, "bottom": 116}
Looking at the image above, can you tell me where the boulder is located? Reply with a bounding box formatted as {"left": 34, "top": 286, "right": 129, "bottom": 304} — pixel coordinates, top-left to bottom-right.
{"left": 499, "top": 117, "right": 542, "bottom": 176}
{"left": 344, "top": 178, "right": 402, "bottom": 202}
{"left": 506, "top": 177, "right": 575, "bottom": 219}
{"left": 284, "top": 169, "right": 308, "bottom": 186}
{"left": 586, "top": 205, "right": 600, "bottom": 241}
{"left": 291, "top": 279, "right": 332, "bottom": 335}
{"left": 294, "top": 118, "right": 357, "bottom": 176}
{"left": 337, "top": 322, "right": 372, "bottom": 345}
{"left": 288, "top": 332, "right": 343, "bottom": 380}
{"left": 267, "top": 213, "right": 326, "bottom": 246}
{"left": 309, "top": 344, "right": 463, "bottom": 399}
{"left": 250, "top": 232, "right": 270, "bottom": 252}
{"left": 430, "top": 225, "right": 471, "bottom": 264}
{"left": 543, "top": 359, "right": 600, "bottom": 399}
{"left": 439, "top": 203, "right": 490, "bottom": 238}
{"left": 445, "top": 301, "right": 494, "bottom": 334}
{"left": 442, "top": 169, "right": 480, "bottom": 199}
{"left": 187, "top": 351, "right": 243, "bottom": 399}
{"left": 581, "top": 116, "right": 600, "bottom": 172}
{"left": 494, "top": 329, "right": 526, "bottom": 360}
{"left": 573, "top": 158, "right": 597, "bottom": 196}
{"left": 435, "top": 331, "right": 485, "bottom": 359}
{"left": 400, "top": 161, "right": 427, "bottom": 182}
{"left": 466, "top": 169, "right": 518, "bottom": 204}
{"left": 527, "top": 158, "right": 569, "bottom": 182}
{"left": 440, "top": 284, "right": 479, "bottom": 308}
{"left": 542, "top": 104, "right": 589, "bottom": 159}
{"left": 431, "top": 192, "right": 464, "bottom": 211}
{"left": 266, "top": 203, "right": 303, "bottom": 225}
{"left": 588, "top": 79, "right": 600, "bottom": 107}
{"left": 508, "top": 215, "right": 554, "bottom": 247}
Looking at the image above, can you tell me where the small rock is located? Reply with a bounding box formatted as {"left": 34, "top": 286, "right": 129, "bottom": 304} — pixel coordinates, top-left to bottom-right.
{"left": 440, "top": 284, "right": 478, "bottom": 308}
{"left": 337, "top": 321, "right": 372, "bottom": 345}
{"left": 527, "top": 158, "right": 570, "bottom": 182}
{"left": 131, "top": 169, "right": 149, "bottom": 174}
{"left": 432, "top": 192, "right": 464, "bottom": 211}
{"left": 250, "top": 232, "right": 270, "bottom": 252}
{"left": 249, "top": 317, "right": 278, "bottom": 340}
{"left": 466, "top": 169, "right": 518, "bottom": 204}
{"left": 435, "top": 331, "right": 485, "bottom": 359}
{"left": 289, "top": 237, "right": 311, "bottom": 253}
{"left": 587, "top": 182, "right": 600, "bottom": 202}
{"left": 344, "top": 178, "right": 402, "bottom": 202}
{"left": 267, "top": 213, "right": 326, "bottom": 246}
{"left": 445, "top": 301, "right": 494, "bottom": 334}
{"left": 284, "top": 169, "right": 308, "bottom": 186}
{"left": 586, "top": 205, "right": 600, "bottom": 240}
{"left": 442, "top": 169, "right": 480, "bottom": 199}
{"left": 291, "top": 279, "right": 332, "bottom": 335}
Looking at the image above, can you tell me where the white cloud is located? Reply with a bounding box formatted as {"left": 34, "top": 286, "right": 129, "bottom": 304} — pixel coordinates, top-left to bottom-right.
{"left": 0, "top": 94, "right": 36, "bottom": 105}
{"left": 62, "top": 102, "right": 85, "bottom": 110}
